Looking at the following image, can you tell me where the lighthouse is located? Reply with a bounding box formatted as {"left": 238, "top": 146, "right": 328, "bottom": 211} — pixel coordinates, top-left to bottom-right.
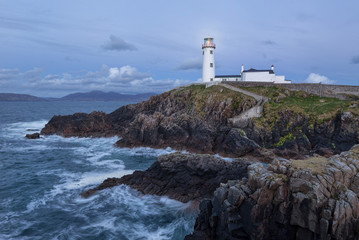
{"left": 202, "top": 37, "right": 216, "bottom": 82}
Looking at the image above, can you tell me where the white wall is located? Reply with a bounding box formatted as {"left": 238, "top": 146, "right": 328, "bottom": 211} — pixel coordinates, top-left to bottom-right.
{"left": 242, "top": 72, "right": 276, "bottom": 82}
{"left": 214, "top": 77, "right": 241, "bottom": 82}
{"left": 275, "top": 75, "right": 291, "bottom": 83}
{"left": 241, "top": 72, "right": 290, "bottom": 84}
{"left": 202, "top": 47, "right": 215, "bottom": 82}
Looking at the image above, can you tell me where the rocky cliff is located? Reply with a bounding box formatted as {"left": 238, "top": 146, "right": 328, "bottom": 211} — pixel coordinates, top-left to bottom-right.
{"left": 41, "top": 84, "right": 359, "bottom": 158}
{"left": 42, "top": 85, "right": 261, "bottom": 157}
{"left": 186, "top": 145, "right": 359, "bottom": 240}
{"left": 82, "top": 153, "right": 250, "bottom": 204}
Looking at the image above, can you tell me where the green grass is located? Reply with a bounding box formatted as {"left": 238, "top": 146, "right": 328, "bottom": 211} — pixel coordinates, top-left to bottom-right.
{"left": 274, "top": 132, "right": 296, "bottom": 147}
{"left": 291, "top": 156, "right": 329, "bottom": 175}
{"left": 239, "top": 86, "right": 359, "bottom": 127}
{"left": 172, "top": 84, "right": 256, "bottom": 118}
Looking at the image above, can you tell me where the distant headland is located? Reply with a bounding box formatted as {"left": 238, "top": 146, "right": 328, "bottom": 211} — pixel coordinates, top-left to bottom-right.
{"left": 0, "top": 91, "right": 155, "bottom": 102}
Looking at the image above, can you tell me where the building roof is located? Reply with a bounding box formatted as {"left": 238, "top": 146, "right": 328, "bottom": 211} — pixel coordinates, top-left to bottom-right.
{"left": 243, "top": 68, "right": 274, "bottom": 74}
{"left": 215, "top": 75, "right": 241, "bottom": 78}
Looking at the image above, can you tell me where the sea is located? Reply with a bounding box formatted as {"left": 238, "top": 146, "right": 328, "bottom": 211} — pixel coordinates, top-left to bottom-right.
{"left": 0, "top": 101, "right": 196, "bottom": 240}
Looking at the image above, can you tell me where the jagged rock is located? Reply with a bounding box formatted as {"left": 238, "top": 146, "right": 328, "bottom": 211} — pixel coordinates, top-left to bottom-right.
{"left": 42, "top": 86, "right": 261, "bottom": 157}
{"left": 187, "top": 145, "right": 359, "bottom": 240}
{"left": 81, "top": 152, "right": 250, "bottom": 203}
{"left": 25, "top": 132, "right": 40, "bottom": 139}
{"left": 41, "top": 111, "right": 116, "bottom": 137}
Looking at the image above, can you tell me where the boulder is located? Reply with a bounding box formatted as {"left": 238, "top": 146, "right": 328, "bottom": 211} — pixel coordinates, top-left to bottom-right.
{"left": 25, "top": 132, "right": 40, "bottom": 139}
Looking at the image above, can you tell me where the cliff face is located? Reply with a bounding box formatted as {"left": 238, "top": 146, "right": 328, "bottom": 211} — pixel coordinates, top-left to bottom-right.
{"left": 245, "top": 110, "right": 359, "bottom": 158}
{"left": 186, "top": 145, "right": 359, "bottom": 240}
{"left": 41, "top": 84, "right": 359, "bottom": 158}
{"left": 82, "top": 153, "right": 250, "bottom": 204}
{"left": 42, "top": 85, "right": 261, "bottom": 157}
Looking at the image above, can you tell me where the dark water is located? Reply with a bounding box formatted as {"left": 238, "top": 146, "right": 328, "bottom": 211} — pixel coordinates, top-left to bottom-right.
{"left": 0, "top": 101, "right": 195, "bottom": 240}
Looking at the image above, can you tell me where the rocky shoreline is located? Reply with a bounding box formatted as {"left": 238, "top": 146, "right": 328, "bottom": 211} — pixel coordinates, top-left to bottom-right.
{"left": 41, "top": 85, "right": 359, "bottom": 159}
{"left": 186, "top": 145, "right": 359, "bottom": 240}
{"left": 81, "top": 153, "right": 250, "bottom": 204}
{"left": 40, "top": 84, "right": 359, "bottom": 239}
{"left": 83, "top": 146, "right": 359, "bottom": 239}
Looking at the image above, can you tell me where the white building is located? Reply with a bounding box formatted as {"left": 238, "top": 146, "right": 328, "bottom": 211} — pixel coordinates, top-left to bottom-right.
{"left": 202, "top": 37, "right": 291, "bottom": 84}
{"left": 202, "top": 37, "right": 216, "bottom": 82}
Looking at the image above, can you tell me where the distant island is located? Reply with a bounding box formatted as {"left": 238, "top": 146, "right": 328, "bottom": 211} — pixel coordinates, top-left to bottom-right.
{"left": 0, "top": 93, "right": 45, "bottom": 102}
{"left": 0, "top": 91, "right": 156, "bottom": 102}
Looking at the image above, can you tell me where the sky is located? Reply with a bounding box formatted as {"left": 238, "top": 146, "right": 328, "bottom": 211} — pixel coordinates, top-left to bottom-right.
{"left": 0, "top": 0, "right": 358, "bottom": 97}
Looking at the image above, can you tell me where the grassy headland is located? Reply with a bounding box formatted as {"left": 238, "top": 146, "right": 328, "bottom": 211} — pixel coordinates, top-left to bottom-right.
{"left": 240, "top": 86, "right": 359, "bottom": 127}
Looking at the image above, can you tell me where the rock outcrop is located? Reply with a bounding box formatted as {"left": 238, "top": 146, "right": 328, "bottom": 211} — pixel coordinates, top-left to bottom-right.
{"left": 186, "top": 145, "right": 359, "bottom": 240}
{"left": 25, "top": 132, "right": 40, "bottom": 139}
{"left": 40, "top": 111, "right": 117, "bottom": 137}
{"left": 42, "top": 85, "right": 261, "bottom": 157}
{"left": 41, "top": 84, "right": 359, "bottom": 158}
{"left": 244, "top": 110, "right": 359, "bottom": 159}
{"left": 81, "top": 152, "right": 250, "bottom": 203}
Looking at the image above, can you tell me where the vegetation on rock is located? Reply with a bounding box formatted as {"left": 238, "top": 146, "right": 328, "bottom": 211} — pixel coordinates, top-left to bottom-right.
{"left": 240, "top": 86, "right": 359, "bottom": 127}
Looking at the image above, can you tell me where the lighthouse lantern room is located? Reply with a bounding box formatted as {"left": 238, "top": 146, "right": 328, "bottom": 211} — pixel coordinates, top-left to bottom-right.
{"left": 202, "top": 37, "right": 216, "bottom": 82}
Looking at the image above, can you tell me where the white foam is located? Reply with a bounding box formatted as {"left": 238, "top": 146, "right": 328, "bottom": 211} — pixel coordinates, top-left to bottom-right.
{"left": 3, "top": 120, "right": 48, "bottom": 138}
{"left": 116, "top": 146, "right": 176, "bottom": 157}
{"left": 85, "top": 217, "right": 117, "bottom": 231}
{"left": 58, "top": 169, "right": 133, "bottom": 191}
{"left": 214, "top": 154, "right": 235, "bottom": 162}
{"left": 91, "top": 159, "right": 125, "bottom": 169}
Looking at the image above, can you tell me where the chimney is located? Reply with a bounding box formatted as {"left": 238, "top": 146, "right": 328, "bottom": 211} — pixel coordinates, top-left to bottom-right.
{"left": 271, "top": 65, "right": 274, "bottom": 71}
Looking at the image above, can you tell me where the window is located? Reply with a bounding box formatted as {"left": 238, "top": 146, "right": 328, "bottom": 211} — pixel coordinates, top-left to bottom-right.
{"left": 210, "top": 78, "right": 213, "bottom": 82}
{"left": 202, "top": 51, "right": 204, "bottom": 55}
{"left": 210, "top": 63, "right": 213, "bottom": 67}
{"left": 210, "top": 50, "right": 213, "bottom": 54}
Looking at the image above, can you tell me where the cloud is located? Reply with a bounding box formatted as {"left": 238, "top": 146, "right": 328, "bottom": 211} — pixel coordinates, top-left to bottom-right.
{"left": 102, "top": 35, "right": 137, "bottom": 51}
{"left": 0, "top": 68, "right": 20, "bottom": 83}
{"left": 305, "top": 73, "right": 335, "bottom": 84}
{"left": 351, "top": 56, "right": 359, "bottom": 64}
{"left": 176, "top": 58, "right": 202, "bottom": 70}
{"left": 0, "top": 16, "right": 53, "bottom": 32}
{"left": 262, "top": 40, "right": 276, "bottom": 45}
{"left": 0, "top": 65, "right": 192, "bottom": 95}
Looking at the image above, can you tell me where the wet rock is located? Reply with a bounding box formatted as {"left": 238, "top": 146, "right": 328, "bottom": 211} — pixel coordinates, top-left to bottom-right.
{"left": 25, "top": 132, "right": 40, "bottom": 139}
{"left": 41, "top": 111, "right": 117, "bottom": 137}
{"left": 187, "top": 145, "right": 359, "bottom": 240}
{"left": 81, "top": 152, "right": 250, "bottom": 203}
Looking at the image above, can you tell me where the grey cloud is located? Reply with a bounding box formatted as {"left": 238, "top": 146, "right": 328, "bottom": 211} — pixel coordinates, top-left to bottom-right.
{"left": 24, "top": 68, "right": 43, "bottom": 82}
{"left": 176, "top": 59, "right": 202, "bottom": 70}
{"left": 25, "top": 65, "right": 191, "bottom": 93}
{"left": 103, "top": 35, "right": 137, "bottom": 52}
{"left": 351, "top": 56, "right": 359, "bottom": 64}
{"left": 262, "top": 40, "right": 276, "bottom": 45}
{"left": 0, "top": 68, "right": 19, "bottom": 81}
{"left": 0, "top": 16, "right": 55, "bottom": 32}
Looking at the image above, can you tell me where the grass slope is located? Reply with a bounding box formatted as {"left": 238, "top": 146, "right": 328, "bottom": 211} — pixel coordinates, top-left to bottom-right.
{"left": 173, "top": 84, "right": 256, "bottom": 118}
{"left": 241, "top": 86, "right": 359, "bottom": 126}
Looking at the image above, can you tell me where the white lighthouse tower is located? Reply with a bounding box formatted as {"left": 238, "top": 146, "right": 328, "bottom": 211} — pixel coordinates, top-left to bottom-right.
{"left": 202, "top": 37, "right": 216, "bottom": 82}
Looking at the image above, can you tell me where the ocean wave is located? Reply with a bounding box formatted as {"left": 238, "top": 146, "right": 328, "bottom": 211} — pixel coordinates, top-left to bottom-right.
{"left": 2, "top": 120, "right": 48, "bottom": 139}
{"left": 115, "top": 146, "right": 176, "bottom": 157}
